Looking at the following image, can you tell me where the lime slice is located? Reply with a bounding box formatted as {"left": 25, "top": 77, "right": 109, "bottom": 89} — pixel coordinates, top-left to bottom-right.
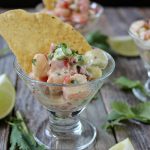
{"left": 109, "top": 138, "right": 134, "bottom": 150}
{"left": 108, "top": 36, "right": 139, "bottom": 57}
{"left": 0, "top": 74, "right": 15, "bottom": 119}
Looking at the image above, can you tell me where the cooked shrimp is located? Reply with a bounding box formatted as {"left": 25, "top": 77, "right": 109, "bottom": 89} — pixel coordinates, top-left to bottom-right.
{"left": 78, "top": 0, "right": 89, "bottom": 13}
{"left": 49, "top": 60, "right": 69, "bottom": 72}
{"left": 32, "top": 54, "right": 49, "bottom": 80}
{"left": 47, "top": 69, "right": 70, "bottom": 94}
{"left": 56, "top": 0, "right": 69, "bottom": 8}
{"left": 71, "top": 12, "right": 88, "bottom": 24}
{"left": 65, "top": 0, "right": 73, "bottom": 4}
{"left": 54, "top": 8, "right": 71, "bottom": 18}
{"left": 63, "top": 74, "right": 89, "bottom": 101}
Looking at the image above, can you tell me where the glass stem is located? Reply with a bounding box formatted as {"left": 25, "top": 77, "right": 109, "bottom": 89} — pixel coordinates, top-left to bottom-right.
{"left": 48, "top": 110, "right": 82, "bottom": 137}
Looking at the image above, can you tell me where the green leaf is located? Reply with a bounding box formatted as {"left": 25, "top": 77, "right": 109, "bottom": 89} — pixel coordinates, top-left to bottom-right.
{"left": 103, "top": 100, "right": 150, "bottom": 131}
{"left": 115, "top": 76, "right": 141, "bottom": 90}
{"left": 86, "top": 31, "right": 108, "bottom": 44}
{"left": 10, "top": 124, "right": 28, "bottom": 150}
{"left": 111, "top": 101, "right": 135, "bottom": 118}
{"left": 132, "top": 102, "right": 150, "bottom": 120}
{"left": 102, "top": 117, "right": 125, "bottom": 130}
{"left": 9, "top": 111, "right": 46, "bottom": 150}
{"left": 57, "top": 43, "right": 67, "bottom": 49}
{"left": 107, "top": 110, "right": 123, "bottom": 121}
{"left": 115, "top": 76, "right": 150, "bottom": 100}
{"left": 10, "top": 125, "right": 22, "bottom": 150}
{"left": 86, "top": 31, "right": 114, "bottom": 55}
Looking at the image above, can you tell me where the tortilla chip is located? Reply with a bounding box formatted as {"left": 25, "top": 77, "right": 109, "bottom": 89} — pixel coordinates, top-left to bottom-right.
{"left": 43, "top": 0, "right": 56, "bottom": 10}
{"left": 0, "top": 9, "right": 91, "bottom": 73}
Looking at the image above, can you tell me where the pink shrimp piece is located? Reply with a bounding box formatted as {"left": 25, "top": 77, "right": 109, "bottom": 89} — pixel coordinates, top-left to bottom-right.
{"left": 78, "top": 0, "right": 90, "bottom": 13}
{"left": 56, "top": 0, "right": 69, "bottom": 8}
{"left": 65, "top": 0, "right": 73, "bottom": 4}
{"left": 48, "top": 66, "right": 70, "bottom": 85}
{"left": 63, "top": 74, "right": 89, "bottom": 101}
{"left": 32, "top": 54, "right": 49, "bottom": 80}
{"left": 47, "top": 68, "right": 70, "bottom": 94}
{"left": 50, "top": 60, "right": 68, "bottom": 72}
{"left": 71, "top": 12, "right": 88, "bottom": 24}
{"left": 54, "top": 8, "right": 71, "bottom": 18}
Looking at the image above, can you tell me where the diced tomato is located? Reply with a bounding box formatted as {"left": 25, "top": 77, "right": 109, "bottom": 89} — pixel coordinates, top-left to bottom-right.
{"left": 63, "top": 75, "right": 71, "bottom": 84}
{"left": 62, "top": 1, "right": 69, "bottom": 8}
{"left": 63, "top": 59, "right": 69, "bottom": 68}
{"left": 40, "top": 76, "right": 48, "bottom": 82}
{"left": 57, "top": 1, "right": 69, "bottom": 9}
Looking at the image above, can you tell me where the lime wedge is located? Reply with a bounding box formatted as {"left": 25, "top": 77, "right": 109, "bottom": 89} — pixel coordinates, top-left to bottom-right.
{"left": 0, "top": 74, "right": 15, "bottom": 119}
{"left": 109, "top": 138, "right": 134, "bottom": 150}
{"left": 108, "top": 36, "right": 139, "bottom": 57}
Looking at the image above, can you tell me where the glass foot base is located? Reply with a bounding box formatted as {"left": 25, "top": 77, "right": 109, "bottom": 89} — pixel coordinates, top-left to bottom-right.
{"left": 35, "top": 118, "right": 97, "bottom": 150}
{"left": 145, "top": 79, "right": 150, "bottom": 93}
{"left": 132, "top": 79, "right": 150, "bottom": 101}
{"left": 132, "top": 87, "right": 150, "bottom": 102}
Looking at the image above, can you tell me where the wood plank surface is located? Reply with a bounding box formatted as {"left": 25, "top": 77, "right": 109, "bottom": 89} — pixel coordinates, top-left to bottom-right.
{"left": 0, "top": 7, "right": 150, "bottom": 150}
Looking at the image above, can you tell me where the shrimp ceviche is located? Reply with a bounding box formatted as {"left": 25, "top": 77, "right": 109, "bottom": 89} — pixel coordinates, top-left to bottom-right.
{"left": 31, "top": 43, "right": 108, "bottom": 83}
{"left": 42, "top": 0, "right": 102, "bottom": 26}
{"left": 130, "top": 19, "right": 150, "bottom": 41}
{"left": 30, "top": 43, "right": 108, "bottom": 109}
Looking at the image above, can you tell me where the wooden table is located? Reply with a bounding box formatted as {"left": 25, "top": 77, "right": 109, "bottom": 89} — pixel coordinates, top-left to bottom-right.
{"left": 0, "top": 7, "right": 150, "bottom": 150}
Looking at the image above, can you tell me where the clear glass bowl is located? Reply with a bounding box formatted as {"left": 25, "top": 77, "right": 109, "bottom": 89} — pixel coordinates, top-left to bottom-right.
{"left": 36, "top": 2, "right": 103, "bottom": 35}
{"left": 129, "top": 28, "right": 150, "bottom": 101}
{"left": 14, "top": 50, "right": 115, "bottom": 149}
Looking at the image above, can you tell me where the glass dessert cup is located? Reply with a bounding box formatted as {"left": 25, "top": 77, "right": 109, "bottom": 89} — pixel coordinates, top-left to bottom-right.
{"left": 129, "top": 30, "right": 150, "bottom": 101}
{"left": 36, "top": 2, "right": 103, "bottom": 35}
{"left": 14, "top": 51, "right": 115, "bottom": 150}
{"left": 71, "top": 2, "right": 103, "bottom": 35}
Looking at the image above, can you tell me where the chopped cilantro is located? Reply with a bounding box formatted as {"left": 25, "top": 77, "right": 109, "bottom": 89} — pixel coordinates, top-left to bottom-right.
{"left": 71, "top": 80, "right": 79, "bottom": 84}
{"left": 48, "top": 53, "right": 54, "bottom": 60}
{"left": 32, "top": 59, "right": 36, "bottom": 66}
{"left": 57, "top": 43, "right": 67, "bottom": 49}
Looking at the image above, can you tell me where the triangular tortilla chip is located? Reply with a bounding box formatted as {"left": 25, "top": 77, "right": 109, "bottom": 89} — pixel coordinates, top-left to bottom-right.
{"left": 0, "top": 9, "right": 91, "bottom": 73}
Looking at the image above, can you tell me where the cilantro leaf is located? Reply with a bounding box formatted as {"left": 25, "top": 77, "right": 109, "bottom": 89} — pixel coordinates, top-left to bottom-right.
{"left": 107, "top": 110, "right": 123, "bottom": 121}
{"left": 115, "top": 76, "right": 141, "bottom": 90}
{"left": 114, "top": 76, "right": 150, "bottom": 100}
{"left": 10, "top": 125, "right": 22, "bottom": 150}
{"left": 132, "top": 102, "right": 150, "bottom": 120}
{"left": 86, "top": 31, "right": 114, "bottom": 54}
{"left": 103, "top": 101, "right": 150, "bottom": 131}
{"left": 111, "top": 101, "right": 135, "bottom": 118}
{"left": 102, "top": 117, "right": 125, "bottom": 130}
{"left": 9, "top": 111, "right": 46, "bottom": 150}
{"left": 32, "top": 59, "right": 36, "bottom": 66}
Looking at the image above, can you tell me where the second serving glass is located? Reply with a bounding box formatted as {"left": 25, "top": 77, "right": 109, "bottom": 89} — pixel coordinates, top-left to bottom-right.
{"left": 129, "top": 25, "right": 150, "bottom": 101}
